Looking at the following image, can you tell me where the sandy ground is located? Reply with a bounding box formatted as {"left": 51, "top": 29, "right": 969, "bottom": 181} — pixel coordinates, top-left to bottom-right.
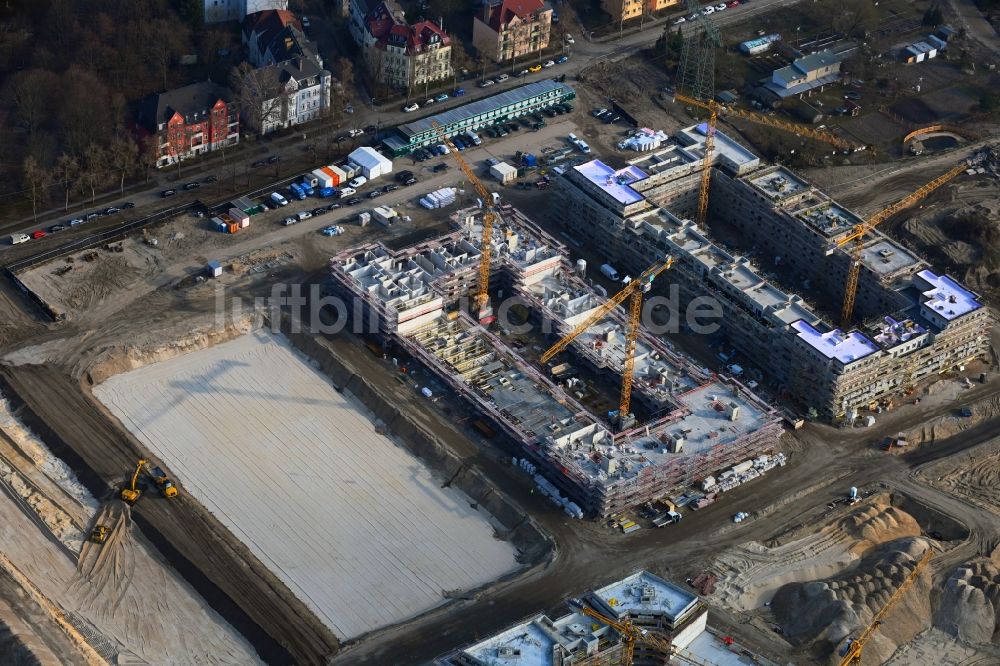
{"left": 919, "top": 434, "right": 1000, "bottom": 516}
{"left": 0, "top": 448, "right": 260, "bottom": 664}
{"left": 93, "top": 330, "right": 519, "bottom": 640}
{"left": 885, "top": 627, "right": 1000, "bottom": 665}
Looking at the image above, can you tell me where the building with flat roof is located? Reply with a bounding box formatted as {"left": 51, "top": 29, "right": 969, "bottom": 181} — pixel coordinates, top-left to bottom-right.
{"left": 760, "top": 48, "right": 842, "bottom": 100}
{"left": 437, "top": 569, "right": 772, "bottom": 666}
{"left": 554, "top": 131, "right": 991, "bottom": 420}
{"left": 383, "top": 80, "right": 575, "bottom": 154}
{"left": 330, "top": 204, "right": 782, "bottom": 516}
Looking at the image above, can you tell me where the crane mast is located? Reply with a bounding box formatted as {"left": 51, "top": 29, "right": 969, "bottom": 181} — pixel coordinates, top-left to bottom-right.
{"left": 431, "top": 120, "right": 497, "bottom": 321}
{"left": 540, "top": 258, "right": 674, "bottom": 428}
{"left": 836, "top": 163, "right": 965, "bottom": 328}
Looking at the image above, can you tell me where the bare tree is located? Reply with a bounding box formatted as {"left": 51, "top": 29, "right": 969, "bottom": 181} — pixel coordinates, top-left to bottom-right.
{"left": 6, "top": 70, "right": 57, "bottom": 143}
{"left": 335, "top": 57, "right": 355, "bottom": 91}
{"left": 80, "top": 143, "right": 109, "bottom": 204}
{"left": 229, "top": 62, "right": 290, "bottom": 138}
{"left": 137, "top": 137, "right": 159, "bottom": 184}
{"left": 22, "top": 156, "right": 48, "bottom": 222}
{"left": 108, "top": 136, "right": 138, "bottom": 196}
{"left": 53, "top": 153, "right": 79, "bottom": 211}
{"left": 144, "top": 18, "right": 190, "bottom": 90}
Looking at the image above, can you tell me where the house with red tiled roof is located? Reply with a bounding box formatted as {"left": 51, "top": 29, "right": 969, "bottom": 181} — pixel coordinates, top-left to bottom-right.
{"left": 348, "top": 0, "right": 453, "bottom": 91}
{"left": 472, "top": 0, "right": 552, "bottom": 63}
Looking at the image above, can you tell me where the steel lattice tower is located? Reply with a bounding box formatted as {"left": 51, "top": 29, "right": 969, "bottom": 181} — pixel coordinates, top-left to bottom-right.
{"left": 677, "top": 0, "right": 722, "bottom": 100}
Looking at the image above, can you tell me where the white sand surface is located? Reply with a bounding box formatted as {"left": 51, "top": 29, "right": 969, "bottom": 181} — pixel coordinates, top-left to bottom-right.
{"left": 95, "top": 331, "right": 518, "bottom": 639}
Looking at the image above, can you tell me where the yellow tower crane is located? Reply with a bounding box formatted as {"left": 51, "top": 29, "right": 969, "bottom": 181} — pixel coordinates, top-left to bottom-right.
{"left": 671, "top": 93, "right": 863, "bottom": 226}
{"left": 834, "top": 163, "right": 965, "bottom": 328}
{"left": 540, "top": 257, "right": 674, "bottom": 428}
{"left": 573, "top": 603, "right": 714, "bottom": 666}
{"left": 838, "top": 547, "right": 933, "bottom": 665}
{"left": 431, "top": 120, "right": 498, "bottom": 322}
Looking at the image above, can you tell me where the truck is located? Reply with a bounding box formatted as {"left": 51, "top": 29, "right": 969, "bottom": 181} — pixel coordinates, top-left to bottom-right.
{"left": 600, "top": 264, "right": 620, "bottom": 281}
{"left": 299, "top": 181, "right": 315, "bottom": 197}
{"left": 288, "top": 183, "right": 306, "bottom": 200}
{"left": 653, "top": 511, "right": 683, "bottom": 527}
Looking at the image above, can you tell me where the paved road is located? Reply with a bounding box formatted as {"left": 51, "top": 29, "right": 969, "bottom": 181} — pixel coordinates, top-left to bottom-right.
{"left": 1, "top": 0, "right": 804, "bottom": 248}
{"left": 945, "top": 0, "right": 1000, "bottom": 56}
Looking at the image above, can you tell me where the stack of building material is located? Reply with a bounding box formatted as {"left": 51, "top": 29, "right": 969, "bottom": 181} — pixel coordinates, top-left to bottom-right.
{"left": 358, "top": 211, "right": 371, "bottom": 227}
{"left": 617, "top": 129, "right": 670, "bottom": 152}
{"left": 490, "top": 162, "right": 518, "bottom": 185}
{"left": 420, "top": 187, "right": 457, "bottom": 209}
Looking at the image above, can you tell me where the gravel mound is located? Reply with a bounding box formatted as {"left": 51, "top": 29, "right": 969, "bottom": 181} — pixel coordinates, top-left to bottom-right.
{"left": 934, "top": 560, "right": 1000, "bottom": 644}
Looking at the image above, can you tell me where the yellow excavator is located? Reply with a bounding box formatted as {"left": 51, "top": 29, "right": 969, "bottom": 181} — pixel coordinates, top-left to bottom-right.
{"left": 120, "top": 458, "right": 180, "bottom": 504}
{"left": 120, "top": 458, "right": 147, "bottom": 504}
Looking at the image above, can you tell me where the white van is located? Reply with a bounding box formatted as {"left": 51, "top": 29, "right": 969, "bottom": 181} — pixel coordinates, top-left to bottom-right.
{"left": 10, "top": 233, "right": 29, "bottom": 245}
{"left": 338, "top": 187, "right": 356, "bottom": 198}
{"left": 348, "top": 175, "right": 367, "bottom": 189}
{"left": 270, "top": 192, "right": 289, "bottom": 207}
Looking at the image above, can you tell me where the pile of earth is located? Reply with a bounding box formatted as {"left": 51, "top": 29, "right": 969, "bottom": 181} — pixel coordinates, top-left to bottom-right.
{"left": 771, "top": 537, "right": 932, "bottom": 663}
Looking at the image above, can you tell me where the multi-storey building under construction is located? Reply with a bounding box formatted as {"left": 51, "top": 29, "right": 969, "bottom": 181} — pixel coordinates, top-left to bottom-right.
{"left": 329, "top": 204, "right": 783, "bottom": 517}
{"left": 553, "top": 124, "right": 992, "bottom": 420}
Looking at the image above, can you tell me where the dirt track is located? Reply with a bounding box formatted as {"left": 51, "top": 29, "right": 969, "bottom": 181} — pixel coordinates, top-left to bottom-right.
{"left": 0, "top": 363, "right": 337, "bottom": 665}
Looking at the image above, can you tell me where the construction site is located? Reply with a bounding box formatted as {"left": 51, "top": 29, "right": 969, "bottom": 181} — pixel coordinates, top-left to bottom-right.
{"left": 553, "top": 126, "right": 994, "bottom": 421}
{"left": 2, "top": 1, "right": 1000, "bottom": 661}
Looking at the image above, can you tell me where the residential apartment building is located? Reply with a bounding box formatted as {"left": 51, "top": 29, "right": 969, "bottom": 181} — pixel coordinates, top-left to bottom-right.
{"left": 552, "top": 132, "right": 991, "bottom": 421}
{"left": 204, "top": 0, "right": 287, "bottom": 24}
{"left": 240, "top": 10, "right": 331, "bottom": 135}
{"left": 350, "top": 0, "right": 453, "bottom": 90}
{"left": 601, "top": 0, "right": 680, "bottom": 24}
{"left": 135, "top": 81, "right": 239, "bottom": 168}
{"left": 472, "top": 0, "right": 552, "bottom": 63}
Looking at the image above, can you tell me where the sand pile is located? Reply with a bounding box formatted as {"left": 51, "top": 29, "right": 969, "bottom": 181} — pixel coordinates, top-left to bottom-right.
{"left": 920, "top": 435, "right": 1000, "bottom": 515}
{"left": 771, "top": 537, "right": 932, "bottom": 657}
{"left": 934, "top": 559, "right": 1000, "bottom": 644}
{"left": 838, "top": 503, "right": 921, "bottom": 554}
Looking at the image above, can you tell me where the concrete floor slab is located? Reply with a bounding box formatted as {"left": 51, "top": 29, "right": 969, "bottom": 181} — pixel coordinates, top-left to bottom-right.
{"left": 94, "top": 331, "right": 519, "bottom": 640}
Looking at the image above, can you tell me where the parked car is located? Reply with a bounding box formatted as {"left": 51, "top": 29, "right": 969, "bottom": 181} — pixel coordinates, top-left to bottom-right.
{"left": 542, "top": 60, "right": 555, "bottom": 68}
{"left": 184, "top": 182, "right": 200, "bottom": 190}
{"left": 433, "top": 163, "right": 449, "bottom": 173}
{"left": 122, "top": 201, "right": 135, "bottom": 208}
{"left": 68, "top": 219, "right": 84, "bottom": 226}
{"left": 251, "top": 159, "right": 266, "bottom": 168}
{"left": 593, "top": 107, "right": 607, "bottom": 117}
{"left": 321, "top": 225, "right": 344, "bottom": 237}
{"left": 479, "top": 79, "right": 495, "bottom": 87}
{"left": 367, "top": 190, "right": 382, "bottom": 199}
{"left": 556, "top": 55, "right": 569, "bottom": 64}
{"left": 424, "top": 98, "right": 436, "bottom": 105}
{"left": 338, "top": 187, "right": 357, "bottom": 198}
{"left": 283, "top": 216, "right": 298, "bottom": 226}
{"left": 435, "top": 93, "right": 450, "bottom": 102}
{"left": 31, "top": 230, "right": 46, "bottom": 239}
{"left": 104, "top": 206, "right": 121, "bottom": 215}
{"left": 728, "top": 0, "right": 741, "bottom": 6}
{"left": 301, "top": 16, "right": 311, "bottom": 30}
{"left": 297, "top": 210, "right": 312, "bottom": 221}
{"left": 383, "top": 183, "right": 400, "bottom": 192}
{"left": 702, "top": 6, "right": 715, "bottom": 14}
{"left": 347, "top": 197, "right": 362, "bottom": 205}
{"left": 497, "top": 73, "right": 509, "bottom": 82}
{"left": 715, "top": 2, "right": 727, "bottom": 9}
{"left": 327, "top": 202, "right": 342, "bottom": 210}
{"left": 843, "top": 91, "right": 862, "bottom": 100}
{"left": 673, "top": 16, "right": 686, "bottom": 24}
{"left": 48, "top": 224, "right": 66, "bottom": 233}
{"left": 270, "top": 192, "right": 289, "bottom": 207}
{"left": 348, "top": 128, "right": 364, "bottom": 137}
{"left": 402, "top": 175, "right": 417, "bottom": 185}
{"left": 564, "top": 34, "right": 575, "bottom": 44}
{"left": 454, "top": 87, "right": 466, "bottom": 96}
{"left": 403, "top": 102, "right": 420, "bottom": 112}
{"left": 396, "top": 170, "right": 414, "bottom": 182}
{"left": 348, "top": 175, "right": 367, "bottom": 189}
{"left": 161, "top": 189, "right": 177, "bottom": 197}
{"left": 267, "top": 155, "right": 280, "bottom": 164}
{"left": 312, "top": 207, "right": 327, "bottom": 216}
{"left": 518, "top": 69, "right": 530, "bottom": 77}
{"left": 529, "top": 64, "right": 542, "bottom": 72}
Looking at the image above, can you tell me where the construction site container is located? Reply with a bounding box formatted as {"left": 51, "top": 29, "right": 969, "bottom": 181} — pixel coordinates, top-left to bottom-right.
{"left": 490, "top": 162, "right": 518, "bottom": 185}
{"left": 229, "top": 208, "right": 250, "bottom": 227}
{"left": 373, "top": 206, "right": 397, "bottom": 226}
{"left": 358, "top": 211, "right": 371, "bottom": 227}
{"left": 328, "top": 164, "right": 347, "bottom": 184}
{"left": 313, "top": 166, "right": 343, "bottom": 188}
{"left": 206, "top": 261, "right": 223, "bottom": 277}
{"left": 420, "top": 188, "right": 457, "bottom": 209}
{"left": 339, "top": 162, "right": 359, "bottom": 179}
{"left": 348, "top": 147, "right": 393, "bottom": 180}
{"left": 740, "top": 34, "right": 781, "bottom": 55}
